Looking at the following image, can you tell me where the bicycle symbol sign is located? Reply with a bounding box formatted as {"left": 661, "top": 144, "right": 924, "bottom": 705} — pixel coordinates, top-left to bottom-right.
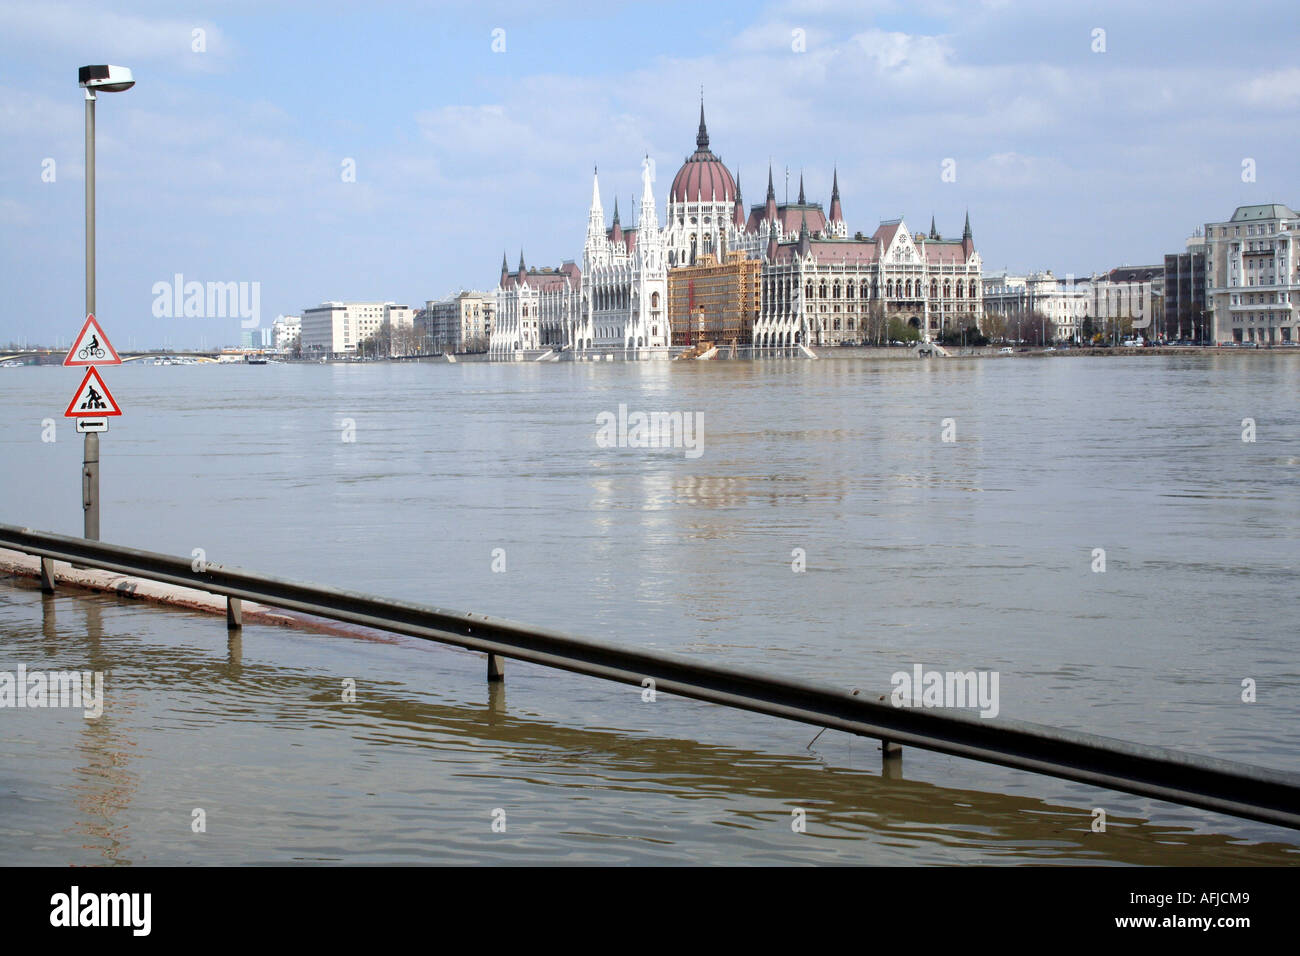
{"left": 64, "top": 314, "right": 121, "bottom": 367}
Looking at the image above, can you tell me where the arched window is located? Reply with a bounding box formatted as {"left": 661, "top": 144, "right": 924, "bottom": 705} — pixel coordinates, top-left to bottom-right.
{"left": 819, "top": 282, "right": 827, "bottom": 299}
{"left": 905, "top": 280, "right": 912, "bottom": 297}
{"left": 805, "top": 282, "right": 814, "bottom": 299}
{"left": 651, "top": 291, "right": 660, "bottom": 309}
{"left": 886, "top": 280, "right": 893, "bottom": 298}
{"left": 957, "top": 282, "right": 963, "bottom": 299}
{"left": 845, "top": 283, "right": 854, "bottom": 300}
{"left": 943, "top": 280, "right": 951, "bottom": 298}
{"left": 832, "top": 282, "right": 841, "bottom": 300}
{"left": 930, "top": 279, "right": 938, "bottom": 299}
{"left": 862, "top": 281, "right": 871, "bottom": 299}
{"left": 968, "top": 280, "right": 977, "bottom": 299}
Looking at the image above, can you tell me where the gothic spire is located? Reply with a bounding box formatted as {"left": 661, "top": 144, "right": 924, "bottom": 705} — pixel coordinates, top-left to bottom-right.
{"left": 612, "top": 196, "right": 620, "bottom": 225}
{"left": 963, "top": 209, "right": 972, "bottom": 239}
{"left": 590, "top": 166, "right": 603, "bottom": 215}
{"left": 829, "top": 167, "right": 843, "bottom": 224}
{"left": 696, "top": 98, "right": 709, "bottom": 151}
{"left": 930, "top": 214, "right": 937, "bottom": 238}
{"left": 518, "top": 250, "right": 526, "bottom": 273}
{"left": 766, "top": 163, "right": 775, "bottom": 201}
{"left": 797, "top": 172, "right": 805, "bottom": 205}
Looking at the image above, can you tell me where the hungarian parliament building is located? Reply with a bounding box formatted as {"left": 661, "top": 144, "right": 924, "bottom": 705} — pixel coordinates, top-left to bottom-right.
{"left": 489, "top": 105, "right": 983, "bottom": 359}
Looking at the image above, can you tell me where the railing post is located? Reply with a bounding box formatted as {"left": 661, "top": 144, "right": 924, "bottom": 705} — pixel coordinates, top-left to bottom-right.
{"left": 487, "top": 652, "right": 505, "bottom": 682}
{"left": 226, "top": 596, "right": 242, "bottom": 630}
{"left": 881, "top": 738, "right": 902, "bottom": 759}
{"left": 40, "top": 557, "right": 56, "bottom": 593}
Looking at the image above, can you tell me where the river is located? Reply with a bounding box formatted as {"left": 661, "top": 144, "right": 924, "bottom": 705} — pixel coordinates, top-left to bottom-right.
{"left": 1, "top": 353, "right": 1297, "bottom": 864}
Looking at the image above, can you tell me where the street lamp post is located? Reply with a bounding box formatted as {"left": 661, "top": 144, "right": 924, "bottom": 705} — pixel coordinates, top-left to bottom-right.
{"left": 78, "top": 65, "right": 134, "bottom": 541}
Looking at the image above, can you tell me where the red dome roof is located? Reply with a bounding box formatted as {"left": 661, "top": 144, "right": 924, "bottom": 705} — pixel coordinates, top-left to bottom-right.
{"left": 669, "top": 104, "right": 736, "bottom": 204}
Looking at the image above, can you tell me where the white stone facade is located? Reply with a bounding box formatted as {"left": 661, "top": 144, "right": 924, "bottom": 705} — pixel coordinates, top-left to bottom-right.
{"left": 1204, "top": 204, "right": 1300, "bottom": 344}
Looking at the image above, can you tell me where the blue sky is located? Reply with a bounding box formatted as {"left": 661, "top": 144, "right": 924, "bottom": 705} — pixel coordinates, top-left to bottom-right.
{"left": 1, "top": 0, "right": 1297, "bottom": 348}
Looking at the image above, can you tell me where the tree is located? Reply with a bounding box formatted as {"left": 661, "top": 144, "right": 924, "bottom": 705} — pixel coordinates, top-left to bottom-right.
{"left": 887, "top": 316, "right": 920, "bottom": 343}
{"left": 358, "top": 322, "right": 393, "bottom": 359}
{"left": 981, "top": 311, "right": 1007, "bottom": 344}
{"left": 938, "top": 314, "right": 987, "bottom": 347}
{"left": 866, "top": 301, "right": 888, "bottom": 345}
{"left": 1025, "top": 310, "right": 1056, "bottom": 346}
{"left": 1081, "top": 315, "right": 1095, "bottom": 343}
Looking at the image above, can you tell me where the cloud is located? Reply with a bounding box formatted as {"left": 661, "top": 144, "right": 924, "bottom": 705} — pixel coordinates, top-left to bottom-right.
{"left": 1240, "top": 67, "right": 1300, "bottom": 108}
{"left": 0, "top": 1, "right": 227, "bottom": 69}
{"left": 1, "top": 0, "right": 1297, "bottom": 346}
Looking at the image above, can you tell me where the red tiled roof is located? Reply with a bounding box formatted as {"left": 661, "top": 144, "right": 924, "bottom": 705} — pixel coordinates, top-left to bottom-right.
{"left": 670, "top": 153, "right": 736, "bottom": 204}
{"left": 778, "top": 205, "right": 826, "bottom": 234}
{"left": 872, "top": 221, "right": 902, "bottom": 247}
{"left": 769, "top": 239, "right": 879, "bottom": 265}
{"left": 745, "top": 203, "right": 828, "bottom": 235}
{"left": 502, "top": 264, "right": 581, "bottom": 292}
{"left": 919, "top": 240, "right": 968, "bottom": 264}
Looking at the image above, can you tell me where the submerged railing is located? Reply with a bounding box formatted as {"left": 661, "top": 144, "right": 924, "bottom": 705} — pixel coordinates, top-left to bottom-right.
{"left": 1, "top": 521, "right": 1297, "bottom": 832}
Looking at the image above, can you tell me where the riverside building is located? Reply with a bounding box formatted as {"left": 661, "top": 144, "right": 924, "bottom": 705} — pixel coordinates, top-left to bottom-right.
{"left": 490, "top": 103, "right": 984, "bottom": 358}
{"left": 1204, "top": 203, "right": 1300, "bottom": 344}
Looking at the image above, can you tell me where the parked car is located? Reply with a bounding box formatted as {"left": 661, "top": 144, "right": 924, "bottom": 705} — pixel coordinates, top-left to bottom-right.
{"left": 999, "top": 346, "right": 1014, "bottom": 354}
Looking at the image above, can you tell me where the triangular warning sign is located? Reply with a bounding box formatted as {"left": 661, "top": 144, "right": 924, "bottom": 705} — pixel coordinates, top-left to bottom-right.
{"left": 63, "top": 314, "right": 121, "bottom": 366}
{"left": 64, "top": 367, "right": 122, "bottom": 418}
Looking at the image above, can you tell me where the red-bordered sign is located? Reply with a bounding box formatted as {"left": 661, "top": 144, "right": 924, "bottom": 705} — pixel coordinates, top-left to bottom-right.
{"left": 63, "top": 314, "right": 122, "bottom": 366}
{"left": 64, "top": 366, "right": 122, "bottom": 417}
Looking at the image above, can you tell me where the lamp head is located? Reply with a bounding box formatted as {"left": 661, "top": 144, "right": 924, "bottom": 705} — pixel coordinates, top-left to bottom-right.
{"left": 78, "top": 65, "right": 135, "bottom": 93}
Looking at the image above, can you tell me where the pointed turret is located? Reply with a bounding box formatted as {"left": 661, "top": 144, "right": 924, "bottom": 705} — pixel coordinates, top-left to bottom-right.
{"left": 696, "top": 99, "right": 709, "bottom": 151}
{"left": 961, "top": 210, "right": 974, "bottom": 257}
{"left": 797, "top": 211, "right": 811, "bottom": 257}
{"left": 930, "top": 215, "right": 938, "bottom": 239}
{"left": 518, "top": 250, "right": 526, "bottom": 277}
{"left": 764, "top": 162, "right": 778, "bottom": 233}
{"left": 963, "top": 210, "right": 972, "bottom": 239}
{"left": 500, "top": 250, "right": 509, "bottom": 284}
{"left": 588, "top": 166, "right": 605, "bottom": 242}
{"left": 829, "top": 167, "right": 843, "bottom": 224}
{"left": 733, "top": 172, "right": 745, "bottom": 228}
{"left": 610, "top": 196, "right": 623, "bottom": 245}
{"left": 797, "top": 172, "right": 806, "bottom": 205}
{"left": 638, "top": 153, "right": 658, "bottom": 236}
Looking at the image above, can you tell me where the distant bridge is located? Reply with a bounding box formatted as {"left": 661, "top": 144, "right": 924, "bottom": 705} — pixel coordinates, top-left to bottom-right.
{"left": 0, "top": 350, "right": 226, "bottom": 365}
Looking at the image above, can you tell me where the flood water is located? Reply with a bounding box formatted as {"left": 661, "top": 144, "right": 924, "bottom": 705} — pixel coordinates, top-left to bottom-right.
{"left": 1, "top": 353, "right": 1298, "bottom": 864}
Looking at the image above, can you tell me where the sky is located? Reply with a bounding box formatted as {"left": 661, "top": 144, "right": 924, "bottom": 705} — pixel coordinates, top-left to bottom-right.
{"left": 1, "top": 0, "right": 1297, "bottom": 349}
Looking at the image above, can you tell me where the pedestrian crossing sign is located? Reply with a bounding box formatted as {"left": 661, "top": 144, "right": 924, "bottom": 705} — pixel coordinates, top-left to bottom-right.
{"left": 64, "top": 366, "right": 122, "bottom": 417}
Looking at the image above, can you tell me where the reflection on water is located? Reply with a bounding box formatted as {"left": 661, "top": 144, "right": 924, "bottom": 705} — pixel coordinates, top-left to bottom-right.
{"left": 1, "top": 354, "right": 1298, "bottom": 864}
{"left": 0, "top": 585, "right": 1296, "bottom": 865}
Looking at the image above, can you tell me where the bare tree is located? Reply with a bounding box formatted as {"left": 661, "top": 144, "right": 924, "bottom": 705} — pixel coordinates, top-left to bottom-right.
{"left": 981, "top": 311, "right": 1008, "bottom": 344}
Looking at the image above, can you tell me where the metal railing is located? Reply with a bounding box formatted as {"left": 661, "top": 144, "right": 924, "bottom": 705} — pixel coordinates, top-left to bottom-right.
{"left": 2, "top": 521, "right": 1298, "bottom": 832}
